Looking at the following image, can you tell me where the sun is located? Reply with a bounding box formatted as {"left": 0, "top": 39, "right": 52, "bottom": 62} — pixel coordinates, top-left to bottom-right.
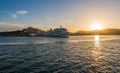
{"left": 90, "top": 23, "right": 103, "bottom": 30}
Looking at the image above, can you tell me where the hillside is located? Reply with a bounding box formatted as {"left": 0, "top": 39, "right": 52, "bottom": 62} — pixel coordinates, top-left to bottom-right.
{"left": 71, "top": 28, "right": 120, "bottom": 35}
{"left": 0, "top": 27, "right": 45, "bottom": 36}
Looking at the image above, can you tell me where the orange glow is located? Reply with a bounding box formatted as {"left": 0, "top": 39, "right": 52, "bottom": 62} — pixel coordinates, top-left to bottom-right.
{"left": 90, "top": 23, "right": 103, "bottom": 30}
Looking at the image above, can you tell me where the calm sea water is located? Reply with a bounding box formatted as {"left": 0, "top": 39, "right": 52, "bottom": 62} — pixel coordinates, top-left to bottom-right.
{"left": 0, "top": 35, "right": 120, "bottom": 73}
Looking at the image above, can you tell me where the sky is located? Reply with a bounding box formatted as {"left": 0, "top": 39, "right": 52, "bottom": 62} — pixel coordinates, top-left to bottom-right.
{"left": 0, "top": 0, "right": 120, "bottom": 32}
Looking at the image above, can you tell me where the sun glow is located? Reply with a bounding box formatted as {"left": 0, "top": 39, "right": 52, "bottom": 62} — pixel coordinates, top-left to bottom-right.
{"left": 90, "top": 23, "right": 103, "bottom": 30}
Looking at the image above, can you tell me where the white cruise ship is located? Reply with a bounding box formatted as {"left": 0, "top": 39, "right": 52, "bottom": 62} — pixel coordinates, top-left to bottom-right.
{"left": 46, "top": 26, "right": 69, "bottom": 38}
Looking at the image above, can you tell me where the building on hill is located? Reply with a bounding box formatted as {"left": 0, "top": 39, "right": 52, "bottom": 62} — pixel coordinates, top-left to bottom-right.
{"left": 22, "top": 27, "right": 45, "bottom": 36}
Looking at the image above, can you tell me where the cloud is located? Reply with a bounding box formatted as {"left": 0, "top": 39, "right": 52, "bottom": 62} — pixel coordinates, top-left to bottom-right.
{"left": 0, "top": 22, "right": 28, "bottom": 32}
{"left": 46, "top": 16, "right": 55, "bottom": 21}
{"left": 64, "top": 20, "right": 73, "bottom": 24}
{"left": 10, "top": 10, "right": 29, "bottom": 18}
{"left": 0, "top": 22, "right": 47, "bottom": 32}
{"left": 10, "top": 13, "right": 17, "bottom": 18}
{"left": 16, "top": 10, "right": 29, "bottom": 14}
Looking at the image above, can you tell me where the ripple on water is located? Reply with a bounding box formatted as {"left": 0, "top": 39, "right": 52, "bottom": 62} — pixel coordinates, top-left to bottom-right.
{"left": 0, "top": 40, "right": 120, "bottom": 73}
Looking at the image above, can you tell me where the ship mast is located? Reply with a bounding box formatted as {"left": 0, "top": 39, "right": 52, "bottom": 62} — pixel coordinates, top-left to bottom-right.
{"left": 60, "top": 25, "right": 62, "bottom": 28}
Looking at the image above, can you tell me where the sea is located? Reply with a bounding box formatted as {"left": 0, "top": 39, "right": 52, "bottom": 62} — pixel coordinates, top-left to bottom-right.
{"left": 0, "top": 35, "right": 120, "bottom": 73}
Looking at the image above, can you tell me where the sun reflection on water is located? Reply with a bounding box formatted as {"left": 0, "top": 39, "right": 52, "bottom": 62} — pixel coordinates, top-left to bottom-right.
{"left": 92, "top": 35, "right": 104, "bottom": 62}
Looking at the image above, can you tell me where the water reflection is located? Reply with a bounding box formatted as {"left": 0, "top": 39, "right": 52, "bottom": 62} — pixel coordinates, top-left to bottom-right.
{"left": 94, "top": 35, "right": 100, "bottom": 48}
{"left": 92, "top": 35, "right": 103, "bottom": 62}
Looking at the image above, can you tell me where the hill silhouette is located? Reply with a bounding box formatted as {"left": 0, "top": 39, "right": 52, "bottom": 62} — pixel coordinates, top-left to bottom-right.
{"left": 0, "top": 27, "right": 45, "bottom": 36}
{"left": 70, "top": 28, "right": 120, "bottom": 35}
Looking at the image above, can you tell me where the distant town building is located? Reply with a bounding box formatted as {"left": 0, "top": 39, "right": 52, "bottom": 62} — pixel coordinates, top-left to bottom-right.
{"left": 46, "top": 26, "right": 68, "bottom": 38}
{"left": 22, "top": 27, "right": 45, "bottom": 36}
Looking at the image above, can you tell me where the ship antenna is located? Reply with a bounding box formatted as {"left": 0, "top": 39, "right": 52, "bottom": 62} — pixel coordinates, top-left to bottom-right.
{"left": 60, "top": 25, "right": 62, "bottom": 28}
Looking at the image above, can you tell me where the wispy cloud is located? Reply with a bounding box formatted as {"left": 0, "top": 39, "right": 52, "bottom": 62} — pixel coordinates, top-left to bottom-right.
{"left": 0, "top": 22, "right": 28, "bottom": 32}
{"left": 0, "top": 22, "right": 47, "bottom": 32}
{"left": 16, "top": 10, "right": 29, "bottom": 14}
{"left": 46, "top": 16, "right": 55, "bottom": 21}
{"left": 64, "top": 20, "right": 73, "bottom": 24}
{"left": 10, "top": 13, "right": 17, "bottom": 18}
{"left": 10, "top": 10, "right": 29, "bottom": 18}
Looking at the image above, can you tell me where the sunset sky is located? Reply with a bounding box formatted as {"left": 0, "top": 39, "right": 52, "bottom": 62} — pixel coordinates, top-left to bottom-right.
{"left": 0, "top": 0, "right": 120, "bottom": 32}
